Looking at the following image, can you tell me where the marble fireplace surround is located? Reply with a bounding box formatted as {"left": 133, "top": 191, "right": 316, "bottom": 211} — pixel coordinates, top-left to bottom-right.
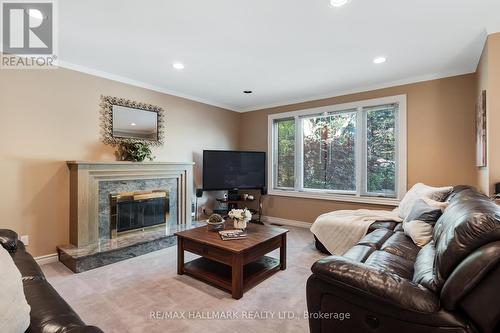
{"left": 67, "top": 161, "right": 193, "bottom": 247}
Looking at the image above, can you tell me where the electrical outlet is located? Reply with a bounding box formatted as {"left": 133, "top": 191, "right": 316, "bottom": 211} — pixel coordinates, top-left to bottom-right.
{"left": 20, "top": 235, "right": 29, "bottom": 246}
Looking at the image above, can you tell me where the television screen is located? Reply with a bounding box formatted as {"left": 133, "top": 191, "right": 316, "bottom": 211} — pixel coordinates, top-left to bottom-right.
{"left": 203, "top": 150, "right": 266, "bottom": 190}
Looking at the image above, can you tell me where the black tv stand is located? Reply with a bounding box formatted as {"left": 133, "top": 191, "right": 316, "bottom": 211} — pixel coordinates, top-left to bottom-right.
{"left": 227, "top": 189, "right": 240, "bottom": 201}
{"left": 216, "top": 195, "right": 264, "bottom": 225}
{"left": 195, "top": 188, "right": 265, "bottom": 225}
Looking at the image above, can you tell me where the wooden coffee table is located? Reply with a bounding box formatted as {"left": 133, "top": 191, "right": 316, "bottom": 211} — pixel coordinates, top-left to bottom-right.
{"left": 175, "top": 223, "right": 288, "bottom": 299}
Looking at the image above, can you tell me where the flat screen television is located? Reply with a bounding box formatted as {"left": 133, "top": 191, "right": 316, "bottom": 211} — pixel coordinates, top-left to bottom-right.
{"left": 203, "top": 150, "right": 266, "bottom": 191}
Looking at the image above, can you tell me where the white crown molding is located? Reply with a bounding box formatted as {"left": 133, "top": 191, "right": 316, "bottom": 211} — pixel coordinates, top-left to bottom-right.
{"left": 56, "top": 60, "right": 239, "bottom": 112}
{"left": 262, "top": 216, "right": 312, "bottom": 229}
{"left": 35, "top": 253, "right": 59, "bottom": 265}
{"left": 56, "top": 61, "right": 476, "bottom": 114}
{"left": 239, "top": 68, "right": 476, "bottom": 112}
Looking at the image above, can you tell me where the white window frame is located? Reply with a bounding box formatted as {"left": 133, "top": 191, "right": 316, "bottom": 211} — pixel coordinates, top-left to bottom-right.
{"left": 267, "top": 95, "right": 407, "bottom": 206}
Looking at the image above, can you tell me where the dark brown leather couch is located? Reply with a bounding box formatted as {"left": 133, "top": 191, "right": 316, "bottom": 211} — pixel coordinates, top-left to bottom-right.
{"left": 0, "top": 229, "right": 103, "bottom": 333}
{"left": 307, "top": 186, "right": 500, "bottom": 333}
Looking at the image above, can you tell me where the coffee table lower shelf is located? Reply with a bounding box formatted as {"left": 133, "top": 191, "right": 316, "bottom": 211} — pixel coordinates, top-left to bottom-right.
{"left": 183, "top": 256, "right": 280, "bottom": 295}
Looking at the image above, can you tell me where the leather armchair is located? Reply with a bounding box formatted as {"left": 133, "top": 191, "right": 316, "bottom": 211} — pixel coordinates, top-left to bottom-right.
{"left": 307, "top": 187, "right": 500, "bottom": 333}
{"left": 0, "top": 229, "right": 103, "bottom": 333}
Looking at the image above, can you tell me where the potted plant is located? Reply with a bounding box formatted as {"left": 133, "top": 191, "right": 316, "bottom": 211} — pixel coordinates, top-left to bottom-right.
{"left": 228, "top": 208, "right": 252, "bottom": 230}
{"left": 117, "top": 142, "right": 154, "bottom": 162}
{"left": 207, "top": 214, "right": 225, "bottom": 232}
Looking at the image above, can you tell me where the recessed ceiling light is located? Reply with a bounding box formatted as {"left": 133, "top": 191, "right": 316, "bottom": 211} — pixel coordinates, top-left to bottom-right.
{"left": 373, "top": 56, "right": 387, "bottom": 64}
{"left": 243, "top": 90, "right": 253, "bottom": 94}
{"left": 330, "top": 0, "right": 350, "bottom": 7}
{"left": 172, "top": 62, "right": 184, "bottom": 70}
{"left": 130, "top": 122, "right": 136, "bottom": 126}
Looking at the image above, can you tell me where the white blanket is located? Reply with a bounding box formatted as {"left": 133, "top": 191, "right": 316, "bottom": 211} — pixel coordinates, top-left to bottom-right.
{"left": 310, "top": 209, "right": 402, "bottom": 255}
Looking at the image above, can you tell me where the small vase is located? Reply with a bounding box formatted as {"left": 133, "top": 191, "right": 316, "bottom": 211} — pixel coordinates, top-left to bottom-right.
{"left": 233, "top": 219, "right": 247, "bottom": 230}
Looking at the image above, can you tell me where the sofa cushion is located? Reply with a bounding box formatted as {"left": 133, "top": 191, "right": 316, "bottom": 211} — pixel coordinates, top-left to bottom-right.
{"left": 343, "top": 245, "right": 375, "bottom": 262}
{"left": 433, "top": 189, "right": 500, "bottom": 286}
{"left": 368, "top": 221, "right": 398, "bottom": 232}
{"left": 433, "top": 188, "right": 488, "bottom": 241}
{"left": 358, "top": 229, "right": 393, "bottom": 249}
{"left": 0, "top": 246, "right": 31, "bottom": 333}
{"left": 412, "top": 241, "right": 438, "bottom": 292}
{"left": 365, "top": 251, "right": 414, "bottom": 279}
{"left": 380, "top": 232, "right": 420, "bottom": 262}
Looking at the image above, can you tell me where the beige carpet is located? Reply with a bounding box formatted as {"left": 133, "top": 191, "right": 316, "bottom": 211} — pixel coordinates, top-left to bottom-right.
{"left": 41, "top": 226, "right": 325, "bottom": 333}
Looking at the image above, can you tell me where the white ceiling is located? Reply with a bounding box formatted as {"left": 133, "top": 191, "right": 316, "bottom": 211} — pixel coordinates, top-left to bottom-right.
{"left": 58, "top": 0, "right": 500, "bottom": 112}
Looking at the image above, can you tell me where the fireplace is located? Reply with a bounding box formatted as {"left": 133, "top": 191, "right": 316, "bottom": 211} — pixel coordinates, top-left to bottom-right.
{"left": 66, "top": 161, "right": 193, "bottom": 247}
{"left": 62, "top": 161, "right": 194, "bottom": 272}
{"left": 109, "top": 190, "right": 169, "bottom": 238}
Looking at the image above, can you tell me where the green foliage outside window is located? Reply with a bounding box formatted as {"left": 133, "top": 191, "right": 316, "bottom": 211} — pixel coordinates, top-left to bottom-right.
{"left": 366, "top": 107, "right": 396, "bottom": 195}
{"left": 276, "top": 119, "right": 295, "bottom": 188}
{"left": 303, "top": 112, "right": 356, "bottom": 191}
{"left": 274, "top": 104, "right": 397, "bottom": 196}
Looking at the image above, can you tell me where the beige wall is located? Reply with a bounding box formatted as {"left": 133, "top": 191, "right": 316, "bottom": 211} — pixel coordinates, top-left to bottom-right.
{"left": 0, "top": 56, "right": 485, "bottom": 256}
{"left": 240, "top": 74, "right": 477, "bottom": 223}
{"left": 0, "top": 68, "right": 240, "bottom": 257}
{"left": 475, "top": 32, "right": 500, "bottom": 195}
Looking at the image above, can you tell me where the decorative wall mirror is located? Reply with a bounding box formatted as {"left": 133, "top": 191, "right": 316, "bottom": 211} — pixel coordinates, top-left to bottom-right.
{"left": 100, "top": 95, "right": 165, "bottom": 147}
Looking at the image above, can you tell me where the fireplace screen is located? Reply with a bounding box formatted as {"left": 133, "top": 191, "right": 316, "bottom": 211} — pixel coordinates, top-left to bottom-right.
{"left": 110, "top": 190, "right": 169, "bottom": 238}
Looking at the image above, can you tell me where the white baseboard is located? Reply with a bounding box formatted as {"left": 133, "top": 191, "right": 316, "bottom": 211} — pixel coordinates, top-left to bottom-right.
{"left": 262, "top": 216, "right": 311, "bottom": 229}
{"left": 35, "top": 253, "right": 59, "bottom": 265}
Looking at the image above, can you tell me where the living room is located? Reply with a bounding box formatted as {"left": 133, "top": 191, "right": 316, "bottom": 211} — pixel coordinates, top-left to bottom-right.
{"left": 1, "top": 1, "right": 500, "bottom": 333}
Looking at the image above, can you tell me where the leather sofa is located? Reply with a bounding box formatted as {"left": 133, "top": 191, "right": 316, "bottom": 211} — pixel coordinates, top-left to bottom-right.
{"left": 307, "top": 186, "right": 500, "bottom": 333}
{"left": 0, "top": 229, "right": 103, "bottom": 333}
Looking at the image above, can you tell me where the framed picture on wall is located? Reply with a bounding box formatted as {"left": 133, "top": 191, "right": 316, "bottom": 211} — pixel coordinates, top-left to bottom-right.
{"left": 476, "top": 90, "right": 487, "bottom": 167}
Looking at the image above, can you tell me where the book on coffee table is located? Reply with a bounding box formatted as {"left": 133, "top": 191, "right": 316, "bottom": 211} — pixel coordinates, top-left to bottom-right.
{"left": 219, "top": 230, "right": 247, "bottom": 241}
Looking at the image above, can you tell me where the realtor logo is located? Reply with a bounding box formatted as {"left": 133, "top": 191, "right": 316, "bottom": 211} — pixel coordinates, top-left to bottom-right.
{"left": 1, "top": 0, "right": 57, "bottom": 68}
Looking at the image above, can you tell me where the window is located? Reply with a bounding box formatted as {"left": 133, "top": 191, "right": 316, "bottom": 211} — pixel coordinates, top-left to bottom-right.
{"left": 268, "top": 95, "right": 406, "bottom": 205}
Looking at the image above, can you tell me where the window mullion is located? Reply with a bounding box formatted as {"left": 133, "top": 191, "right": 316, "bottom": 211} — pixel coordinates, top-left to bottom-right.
{"left": 272, "top": 121, "right": 278, "bottom": 189}
{"left": 355, "top": 107, "right": 364, "bottom": 197}
{"left": 295, "top": 116, "right": 304, "bottom": 191}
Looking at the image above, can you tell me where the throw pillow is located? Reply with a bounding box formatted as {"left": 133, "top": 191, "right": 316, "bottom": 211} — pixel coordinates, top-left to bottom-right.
{"left": 397, "top": 183, "right": 453, "bottom": 219}
{"left": 405, "top": 199, "right": 443, "bottom": 226}
{"left": 403, "top": 199, "right": 444, "bottom": 247}
{"left": 0, "top": 246, "right": 31, "bottom": 333}
{"left": 422, "top": 197, "right": 449, "bottom": 212}
{"left": 404, "top": 220, "right": 433, "bottom": 247}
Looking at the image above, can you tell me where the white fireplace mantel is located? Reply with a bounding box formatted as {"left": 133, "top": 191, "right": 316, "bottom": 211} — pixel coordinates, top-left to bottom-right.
{"left": 67, "top": 161, "right": 195, "bottom": 166}
{"left": 67, "top": 161, "right": 194, "bottom": 247}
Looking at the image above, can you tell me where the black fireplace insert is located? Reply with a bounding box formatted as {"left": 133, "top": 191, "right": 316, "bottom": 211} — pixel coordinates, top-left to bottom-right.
{"left": 110, "top": 191, "right": 169, "bottom": 237}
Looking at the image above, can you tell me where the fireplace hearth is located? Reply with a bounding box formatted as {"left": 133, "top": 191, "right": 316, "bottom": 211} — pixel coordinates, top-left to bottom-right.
{"left": 110, "top": 190, "right": 169, "bottom": 238}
